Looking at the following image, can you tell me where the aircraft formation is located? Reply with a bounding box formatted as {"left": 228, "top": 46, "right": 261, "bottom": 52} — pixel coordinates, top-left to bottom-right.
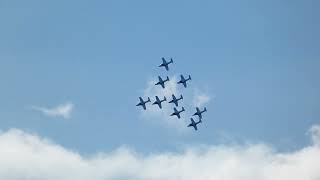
{"left": 136, "top": 58, "right": 207, "bottom": 131}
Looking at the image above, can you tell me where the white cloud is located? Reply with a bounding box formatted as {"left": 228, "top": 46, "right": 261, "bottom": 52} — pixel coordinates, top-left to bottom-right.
{"left": 308, "top": 124, "right": 320, "bottom": 146}
{"left": 193, "top": 92, "right": 211, "bottom": 107}
{"left": 31, "top": 102, "right": 74, "bottom": 119}
{"left": 0, "top": 125, "right": 320, "bottom": 180}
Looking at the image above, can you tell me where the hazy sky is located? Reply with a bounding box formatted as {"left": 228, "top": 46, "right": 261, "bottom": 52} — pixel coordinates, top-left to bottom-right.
{"left": 0, "top": 1, "right": 320, "bottom": 179}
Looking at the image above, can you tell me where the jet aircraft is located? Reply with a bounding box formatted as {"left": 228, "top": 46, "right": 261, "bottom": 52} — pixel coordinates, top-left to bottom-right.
{"left": 170, "top": 107, "right": 185, "bottom": 119}
{"left": 136, "top": 97, "right": 151, "bottom": 110}
{"left": 193, "top": 107, "right": 207, "bottom": 120}
{"left": 152, "top": 96, "right": 166, "bottom": 109}
{"left": 159, "top": 58, "right": 173, "bottom": 71}
{"left": 188, "top": 118, "right": 202, "bottom": 131}
{"left": 177, "top": 75, "right": 191, "bottom": 88}
{"left": 155, "top": 76, "right": 170, "bottom": 89}
{"left": 168, "top": 94, "right": 183, "bottom": 107}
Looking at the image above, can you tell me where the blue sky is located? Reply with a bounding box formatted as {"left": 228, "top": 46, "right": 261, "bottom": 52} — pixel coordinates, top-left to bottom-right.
{"left": 1, "top": 0, "right": 320, "bottom": 158}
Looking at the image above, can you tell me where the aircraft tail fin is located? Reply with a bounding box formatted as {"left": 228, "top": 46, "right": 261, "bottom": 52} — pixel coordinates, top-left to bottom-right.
{"left": 170, "top": 58, "right": 173, "bottom": 63}
{"left": 204, "top": 107, "right": 207, "bottom": 112}
{"left": 148, "top": 97, "right": 151, "bottom": 102}
{"left": 182, "top": 107, "right": 185, "bottom": 112}
{"left": 166, "top": 76, "right": 170, "bottom": 81}
{"left": 164, "top": 96, "right": 167, "bottom": 101}
{"left": 188, "top": 75, "right": 192, "bottom": 80}
{"left": 180, "top": 95, "right": 183, "bottom": 100}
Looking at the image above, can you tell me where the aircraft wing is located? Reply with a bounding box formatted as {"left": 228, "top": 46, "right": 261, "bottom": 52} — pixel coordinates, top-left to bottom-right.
{"left": 142, "top": 104, "right": 146, "bottom": 110}
{"left": 174, "top": 101, "right": 178, "bottom": 107}
{"left": 191, "top": 118, "right": 196, "bottom": 124}
{"left": 180, "top": 75, "right": 185, "bottom": 81}
{"left": 194, "top": 125, "right": 198, "bottom": 131}
{"left": 199, "top": 114, "right": 202, "bottom": 120}
{"left": 183, "top": 82, "right": 187, "bottom": 88}
{"left": 139, "top": 97, "right": 143, "bottom": 103}
{"left": 161, "top": 83, "right": 165, "bottom": 88}
{"left": 162, "top": 58, "right": 166, "bottom": 64}
{"left": 158, "top": 103, "right": 162, "bottom": 109}
{"left": 165, "top": 65, "right": 169, "bottom": 71}
{"left": 177, "top": 114, "right": 181, "bottom": 119}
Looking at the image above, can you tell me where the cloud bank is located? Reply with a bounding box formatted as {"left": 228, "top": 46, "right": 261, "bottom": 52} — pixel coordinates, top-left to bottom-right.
{"left": 31, "top": 102, "right": 74, "bottom": 119}
{"left": 0, "top": 125, "right": 320, "bottom": 180}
